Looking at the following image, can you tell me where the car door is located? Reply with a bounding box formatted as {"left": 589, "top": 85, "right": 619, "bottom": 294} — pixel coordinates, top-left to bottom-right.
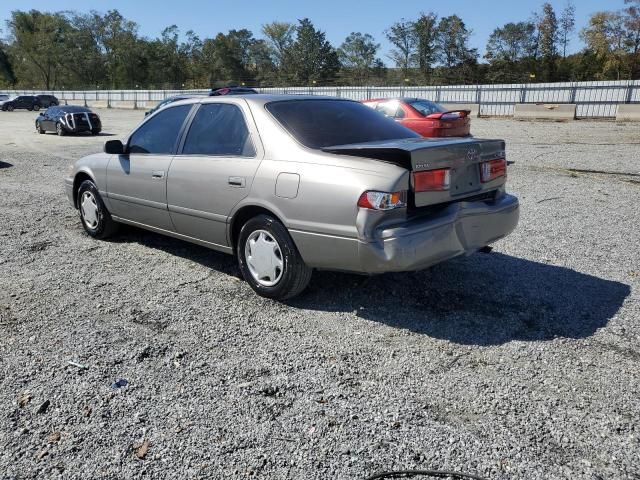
{"left": 106, "top": 103, "right": 193, "bottom": 231}
{"left": 167, "top": 100, "right": 262, "bottom": 248}
{"left": 42, "top": 108, "right": 55, "bottom": 130}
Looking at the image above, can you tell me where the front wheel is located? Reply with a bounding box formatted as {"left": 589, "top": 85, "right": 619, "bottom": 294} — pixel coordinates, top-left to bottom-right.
{"left": 77, "top": 179, "right": 119, "bottom": 239}
{"left": 91, "top": 129, "right": 101, "bottom": 135}
{"left": 6, "top": 105, "right": 13, "bottom": 112}
{"left": 56, "top": 122, "right": 65, "bottom": 136}
{"left": 237, "top": 214, "right": 312, "bottom": 300}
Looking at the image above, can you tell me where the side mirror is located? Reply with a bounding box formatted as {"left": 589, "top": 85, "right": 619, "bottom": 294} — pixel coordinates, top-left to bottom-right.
{"left": 104, "top": 139, "right": 124, "bottom": 155}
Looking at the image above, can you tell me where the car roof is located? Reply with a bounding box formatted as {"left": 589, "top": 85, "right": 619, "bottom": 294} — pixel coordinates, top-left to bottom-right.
{"left": 170, "top": 94, "right": 356, "bottom": 107}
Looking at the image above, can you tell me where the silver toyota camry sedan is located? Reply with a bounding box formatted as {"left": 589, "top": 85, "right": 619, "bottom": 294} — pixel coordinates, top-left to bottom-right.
{"left": 65, "top": 95, "right": 519, "bottom": 299}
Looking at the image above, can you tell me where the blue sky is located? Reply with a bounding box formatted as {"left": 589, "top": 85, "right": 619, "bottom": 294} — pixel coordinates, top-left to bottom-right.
{"left": 0, "top": 0, "right": 628, "bottom": 61}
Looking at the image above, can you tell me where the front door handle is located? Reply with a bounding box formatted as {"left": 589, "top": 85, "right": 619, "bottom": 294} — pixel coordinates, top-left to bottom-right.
{"left": 228, "top": 176, "right": 245, "bottom": 188}
{"left": 151, "top": 170, "right": 165, "bottom": 179}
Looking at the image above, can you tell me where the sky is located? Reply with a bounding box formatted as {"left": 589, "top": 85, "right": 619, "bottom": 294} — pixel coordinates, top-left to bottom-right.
{"left": 0, "top": 0, "right": 629, "bottom": 61}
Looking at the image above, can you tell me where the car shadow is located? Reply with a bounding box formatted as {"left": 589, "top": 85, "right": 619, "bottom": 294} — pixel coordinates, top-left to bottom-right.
{"left": 108, "top": 227, "right": 630, "bottom": 346}
{"left": 0, "top": 161, "right": 12, "bottom": 169}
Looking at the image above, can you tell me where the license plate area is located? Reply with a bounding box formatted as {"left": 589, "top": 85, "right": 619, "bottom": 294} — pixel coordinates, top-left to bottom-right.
{"left": 451, "top": 165, "right": 480, "bottom": 196}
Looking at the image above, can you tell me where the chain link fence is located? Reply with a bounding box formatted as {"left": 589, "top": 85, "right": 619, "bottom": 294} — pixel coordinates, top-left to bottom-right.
{"left": 3, "top": 80, "right": 639, "bottom": 118}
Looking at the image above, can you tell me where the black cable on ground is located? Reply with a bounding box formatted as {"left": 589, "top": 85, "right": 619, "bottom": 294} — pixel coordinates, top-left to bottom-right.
{"left": 364, "top": 469, "right": 490, "bottom": 480}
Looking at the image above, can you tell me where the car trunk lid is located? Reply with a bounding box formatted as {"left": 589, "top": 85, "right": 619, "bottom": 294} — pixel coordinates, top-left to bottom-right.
{"left": 322, "top": 137, "right": 505, "bottom": 208}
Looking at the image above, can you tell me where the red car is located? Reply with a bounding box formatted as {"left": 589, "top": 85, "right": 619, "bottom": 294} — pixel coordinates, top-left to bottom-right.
{"left": 362, "top": 98, "right": 471, "bottom": 138}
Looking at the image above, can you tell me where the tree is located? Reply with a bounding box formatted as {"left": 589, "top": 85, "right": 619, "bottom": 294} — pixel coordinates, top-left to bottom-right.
{"left": 262, "top": 21, "right": 295, "bottom": 69}
{"left": 435, "top": 15, "right": 478, "bottom": 83}
{"left": 283, "top": 19, "right": 339, "bottom": 85}
{"left": 338, "top": 32, "right": 380, "bottom": 85}
{"left": 624, "top": 0, "right": 640, "bottom": 77}
{"left": 7, "top": 10, "right": 70, "bottom": 89}
{"left": 413, "top": 12, "right": 439, "bottom": 83}
{"left": 581, "top": 11, "right": 628, "bottom": 79}
{"left": 559, "top": 1, "right": 576, "bottom": 57}
{"left": 485, "top": 22, "right": 537, "bottom": 82}
{"left": 385, "top": 19, "right": 416, "bottom": 79}
{"left": 537, "top": 3, "right": 559, "bottom": 81}
{"left": 486, "top": 22, "right": 537, "bottom": 63}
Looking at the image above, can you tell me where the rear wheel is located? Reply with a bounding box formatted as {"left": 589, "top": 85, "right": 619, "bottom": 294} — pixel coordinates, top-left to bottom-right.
{"left": 33, "top": 105, "right": 40, "bottom": 111}
{"left": 77, "top": 179, "right": 118, "bottom": 239}
{"left": 36, "top": 122, "right": 45, "bottom": 134}
{"left": 237, "top": 214, "right": 312, "bottom": 300}
{"left": 56, "top": 122, "right": 65, "bottom": 136}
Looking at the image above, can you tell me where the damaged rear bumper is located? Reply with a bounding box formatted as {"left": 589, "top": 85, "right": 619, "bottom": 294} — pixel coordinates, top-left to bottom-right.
{"left": 357, "top": 193, "right": 519, "bottom": 273}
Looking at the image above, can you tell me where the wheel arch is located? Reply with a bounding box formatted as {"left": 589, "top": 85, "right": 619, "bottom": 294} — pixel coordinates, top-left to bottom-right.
{"left": 228, "top": 204, "right": 289, "bottom": 252}
{"left": 72, "top": 171, "right": 96, "bottom": 209}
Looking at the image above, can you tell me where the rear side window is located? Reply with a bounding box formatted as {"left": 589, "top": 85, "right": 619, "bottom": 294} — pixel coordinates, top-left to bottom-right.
{"left": 267, "top": 99, "right": 418, "bottom": 149}
{"left": 407, "top": 100, "right": 447, "bottom": 117}
{"left": 128, "top": 104, "right": 191, "bottom": 154}
{"left": 182, "top": 103, "right": 255, "bottom": 156}
{"left": 376, "top": 101, "right": 404, "bottom": 119}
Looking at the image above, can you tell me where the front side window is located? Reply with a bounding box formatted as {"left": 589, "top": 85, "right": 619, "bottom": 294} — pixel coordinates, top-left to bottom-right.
{"left": 128, "top": 104, "right": 191, "bottom": 154}
{"left": 267, "top": 99, "right": 418, "bottom": 149}
{"left": 182, "top": 103, "right": 255, "bottom": 156}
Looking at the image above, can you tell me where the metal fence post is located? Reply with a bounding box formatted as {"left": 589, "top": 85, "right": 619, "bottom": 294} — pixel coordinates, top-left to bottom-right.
{"left": 519, "top": 85, "right": 527, "bottom": 103}
{"left": 626, "top": 82, "right": 634, "bottom": 104}
{"left": 435, "top": 87, "right": 441, "bottom": 103}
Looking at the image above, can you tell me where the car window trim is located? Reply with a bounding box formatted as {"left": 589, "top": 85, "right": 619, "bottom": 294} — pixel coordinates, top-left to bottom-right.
{"left": 175, "top": 102, "right": 257, "bottom": 159}
{"left": 126, "top": 103, "right": 196, "bottom": 156}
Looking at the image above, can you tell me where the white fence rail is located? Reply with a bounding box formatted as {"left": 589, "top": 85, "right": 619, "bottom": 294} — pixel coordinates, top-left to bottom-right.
{"left": 3, "top": 80, "right": 639, "bottom": 118}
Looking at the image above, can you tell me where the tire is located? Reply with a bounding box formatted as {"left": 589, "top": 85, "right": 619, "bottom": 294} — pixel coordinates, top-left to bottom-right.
{"left": 56, "top": 122, "right": 66, "bottom": 136}
{"left": 6, "top": 105, "right": 13, "bottom": 112}
{"left": 77, "top": 179, "right": 119, "bottom": 239}
{"left": 36, "top": 122, "right": 45, "bottom": 134}
{"left": 27, "top": 106, "right": 33, "bottom": 111}
{"left": 33, "top": 105, "right": 40, "bottom": 111}
{"left": 91, "top": 129, "right": 101, "bottom": 135}
{"left": 237, "top": 214, "right": 312, "bottom": 300}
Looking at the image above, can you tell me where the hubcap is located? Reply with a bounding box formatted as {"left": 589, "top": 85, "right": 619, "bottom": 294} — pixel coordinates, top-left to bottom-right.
{"left": 245, "top": 230, "right": 284, "bottom": 287}
{"left": 80, "top": 191, "right": 99, "bottom": 230}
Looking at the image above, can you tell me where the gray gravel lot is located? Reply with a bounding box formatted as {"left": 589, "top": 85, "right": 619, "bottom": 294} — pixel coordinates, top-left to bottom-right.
{"left": 0, "top": 109, "right": 639, "bottom": 480}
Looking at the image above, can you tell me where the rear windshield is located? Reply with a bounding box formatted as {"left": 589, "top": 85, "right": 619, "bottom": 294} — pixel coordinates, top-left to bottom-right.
{"left": 407, "top": 99, "right": 447, "bottom": 117}
{"left": 61, "top": 106, "right": 91, "bottom": 113}
{"left": 266, "top": 99, "right": 419, "bottom": 149}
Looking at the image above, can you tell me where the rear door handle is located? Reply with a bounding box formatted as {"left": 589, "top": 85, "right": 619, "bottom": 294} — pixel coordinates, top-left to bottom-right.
{"left": 228, "top": 176, "right": 245, "bottom": 188}
{"left": 151, "top": 170, "right": 165, "bottom": 179}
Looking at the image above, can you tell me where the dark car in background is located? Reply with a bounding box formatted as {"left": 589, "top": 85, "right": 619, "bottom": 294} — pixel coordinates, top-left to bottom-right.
{"left": 36, "top": 105, "right": 101, "bottom": 136}
{"left": 362, "top": 98, "right": 471, "bottom": 138}
{"left": 36, "top": 94, "right": 59, "bottom": 108}
{"left": 2, "top": 95, "right": 41, "bottom": 112}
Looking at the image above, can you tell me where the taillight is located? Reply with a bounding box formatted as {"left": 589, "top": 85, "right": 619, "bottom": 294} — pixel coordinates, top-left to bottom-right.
{"left": 411, "top": 169, "right": 450, "bottom": 192}
{"left": 357, "top": 191, "right": 406, "bottom": 210}
{"left": 480, "top": 158, "right": 507, "bottom": 183}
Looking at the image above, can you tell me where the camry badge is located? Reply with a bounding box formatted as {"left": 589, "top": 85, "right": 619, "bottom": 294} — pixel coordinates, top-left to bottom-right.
{"left": 466, "top": 148, "right": 478, "bottom": 161}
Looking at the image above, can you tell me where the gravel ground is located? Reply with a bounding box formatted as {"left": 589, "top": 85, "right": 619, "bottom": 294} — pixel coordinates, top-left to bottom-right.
{"left": 0, "top": 109, "right": 639, "bottom": 480}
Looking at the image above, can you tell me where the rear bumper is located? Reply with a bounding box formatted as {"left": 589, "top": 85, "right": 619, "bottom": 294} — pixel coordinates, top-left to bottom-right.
{"left": 292, "top": 194, "right": 519, "bottom": 274}
{"left": 358, "top": 193, "right": 519, "bottom": 273}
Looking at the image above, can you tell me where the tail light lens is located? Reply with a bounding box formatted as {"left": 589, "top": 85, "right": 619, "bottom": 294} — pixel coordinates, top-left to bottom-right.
{"left": 357, "top": 191, "right": 406, "bottom": 210}
{"left": 480, "top": 158, "right": 507, "bottom": 183}
{"left": 411, "top": 169, "right": 450, "bottom": 192}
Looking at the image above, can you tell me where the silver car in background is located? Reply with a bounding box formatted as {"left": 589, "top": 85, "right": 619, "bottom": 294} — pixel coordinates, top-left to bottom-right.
{"left": 65, "top": 95, "right": 519, "bottom": 299}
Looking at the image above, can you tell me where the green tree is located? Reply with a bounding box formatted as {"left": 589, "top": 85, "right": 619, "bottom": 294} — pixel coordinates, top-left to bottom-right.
{"left": 581, "top": 11, "right": 628, "bottom": 79}
{"left": 559, "top": 1, "right": 576, "bottom": 57}
{"left": 0, "top": 39, "right": 16, "bottom": 86}
{"left": 537, "top": 3, "right": 559, "bottom": 81}
{"left": 283, "top": 18, "right": 339, "bottom": 85}
{"left": 7, "top": 10, "right": 70, "bottom": 89}
{"left": 485, "top": 22, "right": 537, "bottom": 82}
{"left": 413, "top": 12, "right": 439, "bottom": 83}
{"left": 435, "top": 15, "right": 478, "bottom": 83}
{"left": 624, "top": 0, "right": 640, "bottom": 77}
{"left": 385, "top": 19, "right": 416, "bottom": 79}
{"left": 338, "top": 32, "right": 380, "bottom": 85}
{"left": 262, "top": 21, "right": 294, "bottom": 69}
